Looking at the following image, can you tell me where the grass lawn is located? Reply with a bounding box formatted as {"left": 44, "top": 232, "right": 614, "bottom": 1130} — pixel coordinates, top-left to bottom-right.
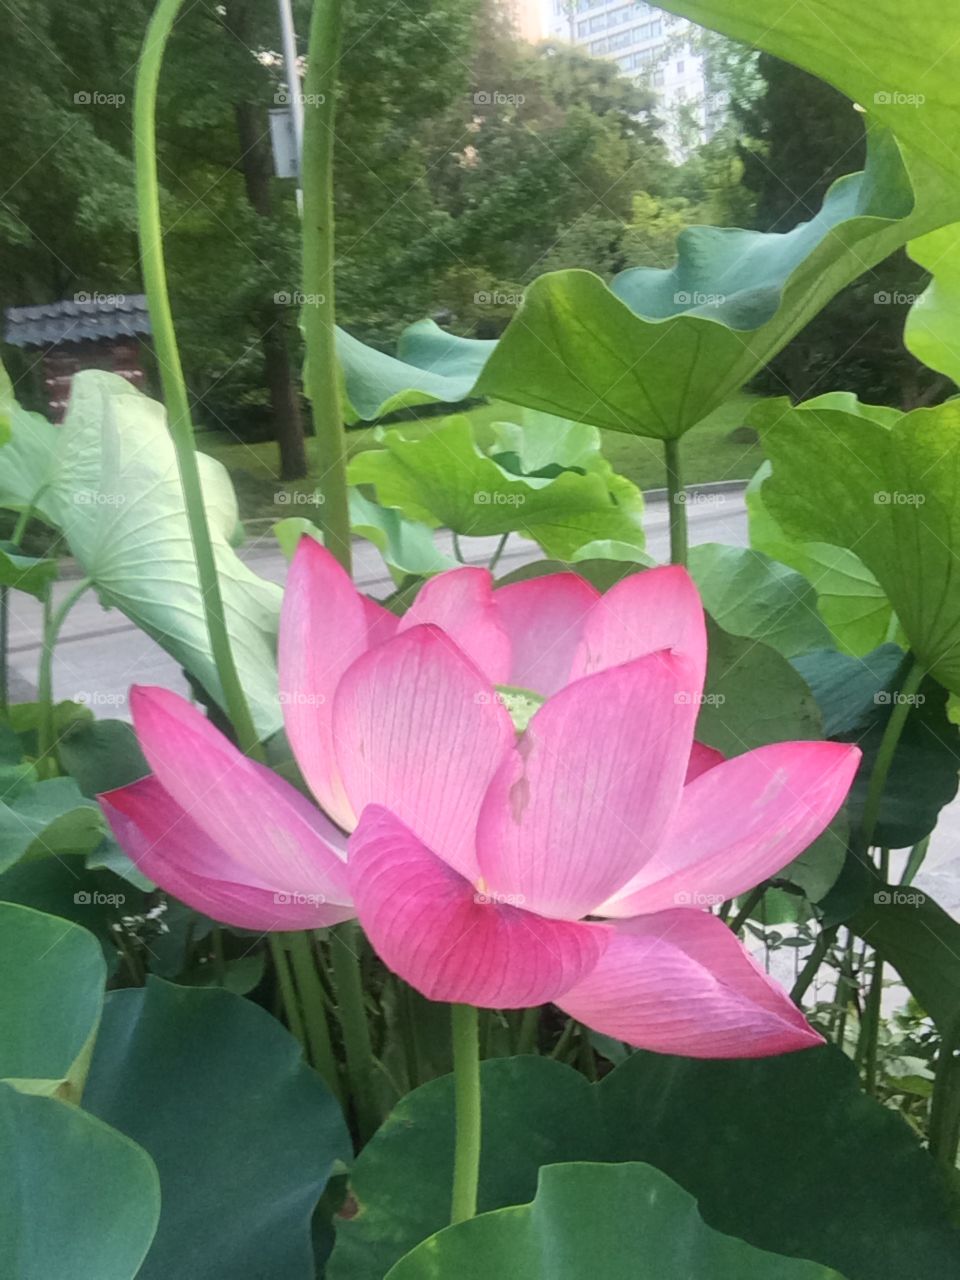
{"left": 199, "top": 392, "right": 763, "bottom": 527}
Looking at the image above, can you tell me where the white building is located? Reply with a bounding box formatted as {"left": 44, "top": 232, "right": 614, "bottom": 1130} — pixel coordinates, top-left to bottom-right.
{"left": 536, "top": 2, "right": 713, "bottom": 156}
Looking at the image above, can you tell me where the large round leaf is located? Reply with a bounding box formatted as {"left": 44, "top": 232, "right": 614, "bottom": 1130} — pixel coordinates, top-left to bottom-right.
{"left": 0, "top": 1082, "right": 159, "bottom": 1280}
{"left": 83, "top": 977, "right": 351, "bottom": 1280}
{"left": 387, "top": 1162, "right": 843, "bottom": 1280}
{"left": 0, "top": 901, "right": 104, "bottom": 1093}
{"left": 340, "top": 133, "right": 960, "bottom": 439}
{"left": 329, "top": 1050, "right": 960, "bottom": 1280}
{"left": 757, "top": 395, "right": 960, "bottom": 696}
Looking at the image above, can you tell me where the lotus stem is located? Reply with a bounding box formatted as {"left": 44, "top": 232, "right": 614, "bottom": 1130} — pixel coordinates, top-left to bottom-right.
{"left": 330, "top": 923, "right": 380, "bottom": 1141}
{"left": 856, "top": 655, "right": 926, "bottom": 859}
{"left": 287, "top": 932, "right": 343, "bottom": 1104}
{"left": 37, "top": 577, "right": 91, "bottom": 775}
{"left": 134, "top": 0, "right": 263, "bottom": 759}
{"left": 301, "top": 0, "right": 351, "bottom": 573}
{"left": 664, "top": 437, "right": 688, "bottom": 566}
{"left": 451, "top": 1002, "right": 482, "bottom": 1224}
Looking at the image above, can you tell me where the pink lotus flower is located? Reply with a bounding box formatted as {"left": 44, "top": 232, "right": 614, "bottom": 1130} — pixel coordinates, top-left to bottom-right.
{"left": 101, "top": 539, "right": 859, "bottom": 1057}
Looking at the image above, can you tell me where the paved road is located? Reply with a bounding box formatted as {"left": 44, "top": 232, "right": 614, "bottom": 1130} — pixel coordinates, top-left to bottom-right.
{"left": 7, "top": 490, "right": 960, "bottom": 927}
{"left": 5, "top": 490, "right": 749, "bottom": 712}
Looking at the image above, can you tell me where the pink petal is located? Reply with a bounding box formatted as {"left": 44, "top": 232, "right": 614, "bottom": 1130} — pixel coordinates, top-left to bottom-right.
{"left": 332, "top": 625, "right": 515, "bottom": 881}
{"left": 362, "top": 596, "right": 399, "bottom": 649}
{"left": 557, "top": 910, "right": 822, "bottom": 1057}
{"left": 101, "top": 777, "right": 354, "bottom": 930}
{"left": 599, "top": 741, "right": 861, "bottom": 918}
{"left": 686, "top": 741, "right": 724, "bottom": 783}
{"left": 348, "top": 806, "right": 608, "bottom": 1006}
{"left": 493, "top": 573, "right": 600, "bottom": 696}
{"left": 279, "top": 537, "right": 370, "bottom": 829}
{"left": 397, "top": 567, "right": 510, "bottom": 685}
{"left": 569, "top": 565, "right": 707, "bottom": 696}
{"left": 129, "top": 686, "right": 351, "bottom": 905}
{"left": 476, "top": 650, "right": 701, "bottom": 921}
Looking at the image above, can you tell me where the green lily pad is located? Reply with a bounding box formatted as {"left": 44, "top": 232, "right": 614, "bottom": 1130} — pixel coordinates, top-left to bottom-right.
{"left": 747, "top": 463, "right": 895, "bottom": 655}
{"left": 663, "top": 0, "right": 960, "bottom": 183}
{"left": 906, "top": 223, "right": 960, "bottom": 381}
{"left": 348, "top": 415, "right": 645, "bottom": 559}
{"left": 84, "top": 977, "right": 352, "bottom": 1280}
{"left": 689, "top": 542, "right": 833, "bottom": 658}
{"left": 0, "top": 540, "right": 57, "bottom": 599}
{"left": 757, "top": 396, "right": 960, "bottom": 694}
{"left": 0, "top": 1081, "right": 159, "bottom": 1280}
{"left": 341, "top": 131, "right": 960, "bottom": 439}
{"left": 329, "top": 1049, "right": 960, "bottom": 1280}
{"left": 388, "top": 1162, "right": 844, "bottom": 1279}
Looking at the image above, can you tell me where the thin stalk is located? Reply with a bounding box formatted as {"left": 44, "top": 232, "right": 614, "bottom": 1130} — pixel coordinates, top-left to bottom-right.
{"left": 210, "top": 925, "right": 226, "bottom": 987}
{"left": 134, "top": 0, "right": 262, "bottom": 759}
{"left": 550, "top": 1016, "right": 577, "bottom": 1061}
{"left": 516, "top": 1006, "right": 540, "bottom": 1055}
{"left": 858, "top": 849, "right": 889, "bottom": 1092}
{"left": 727, "top": 882, "right": 768, "bottom": 936}
{"left": 270, "top": 935, "right": 305, "bottom": 1046}
{"left": 791, "top": 924, "right": 837, "bottom": 1005}
{"left": 929, "top": 1010, "right": 960, "bottom": 1169}
{"left": 856, "top": 656, "right": 926, "bottom": 858}
{"left": 452, "top": 532, "right": 465, "bottom": 563}
{"left": 301, "top": 0, "right": 350, "bottom": 571}
{"left": 450, "top": 1003, "right": 481, "bottom": 1225}
{"left": 37, "top": 578, "right": 91, "bottom": 773}
{"left": 330, "top": 923, "right": 380, "bottom": 1140}
{"left": 900, "top": 835, "right": 930, "bottom": 887}
{"left": 287, "top": 932, "right": 343, "bottom": 1104}
{"left": 488, "top": 532, "right": 510, "bottom": 572}
{"left": 664, "top": 437, "right": 688, "bottom": 566}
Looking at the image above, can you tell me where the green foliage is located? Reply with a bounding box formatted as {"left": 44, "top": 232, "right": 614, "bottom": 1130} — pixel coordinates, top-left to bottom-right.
{"left": 388, "top": 1162, "right": 843, "bottom": 1279}
{"left": 756, "top": 395, "right": 960, "bottom": 695}
{"left": 330, "top": 1051, "right": 960, "bottom": 1280}
{"left": 84, "top": 977, "right": 352, "bottom": 1280}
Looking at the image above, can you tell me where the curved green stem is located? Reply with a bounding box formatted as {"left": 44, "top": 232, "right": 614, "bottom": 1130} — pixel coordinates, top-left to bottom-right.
{"left": 856, "top": 656, "right": 926, "bottom": 859}
{"left": 451, "top": 1003, "right": 481, "bottom": 1225}
{"left": 929, "top": 1010, "right": 960, "bottom": 1169}
{"left": 37, "top": 577, "right": 91, "bottom": 773}
{"left": 516, "top": 1006, "right": 540, "bottom": 1055}
{"left": 727, "top": 882, "right": 769, "bottom": 936}
{"left": 301, "top": 0, "right": 351, "bottom": 572}
{"left": 664, "top": 437, "right": 688, "bottom": 566}
{"left": 791, "top": 924, "right": 837, "bottom": 1005}
{"left": 134, "top": 0, "right": 262, "bottom": 759}
{"left": 488, "top": 532, "right": 510, "bottom": 572}
{"left": 287, "top": 931, "right": 343, "bottom": 1105}
{"left": 330, "top": 923, "right": 380, "bottom": 1141}
{"left": 269, "top": 936, "right": 305, "bottom": 1046}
